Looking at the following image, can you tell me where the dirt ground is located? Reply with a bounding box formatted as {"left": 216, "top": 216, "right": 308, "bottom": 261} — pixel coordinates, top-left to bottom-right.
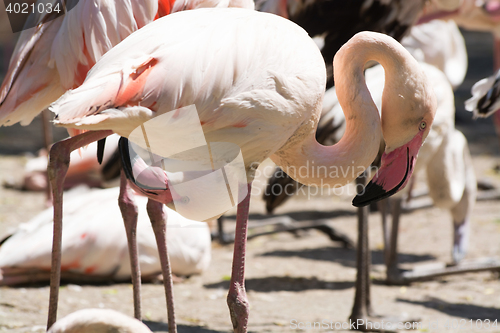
{"left": 0, "top": 30, "right": 500, "bottom": 333}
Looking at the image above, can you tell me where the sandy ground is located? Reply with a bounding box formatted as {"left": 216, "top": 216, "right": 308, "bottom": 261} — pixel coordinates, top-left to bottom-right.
{"left": 0, "top": 30, "right": 499, "bottom": 333}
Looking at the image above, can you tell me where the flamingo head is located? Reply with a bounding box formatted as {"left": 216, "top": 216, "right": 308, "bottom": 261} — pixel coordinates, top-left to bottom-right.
{"left": 119, "top": 137, "right": 180, "bottom": 205}
{"left": 352, "top": 70, "right": 436, "bottom": 207}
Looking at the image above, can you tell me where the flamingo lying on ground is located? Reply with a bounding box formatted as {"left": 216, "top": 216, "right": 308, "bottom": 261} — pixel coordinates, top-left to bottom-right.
{"left": 47, "top": 308, "right": 153, "bottom": 333}
{"left": 0, "top": 0, "right": 253, "bottom": 329}
{"left": 0, "top": 186, "right": 211, "bottom": 285}
{"left": 48, "top": 8, "right": 436, "bottom": 332}
{"left": 18, "top": 135, "right": 121, "bottom": 192}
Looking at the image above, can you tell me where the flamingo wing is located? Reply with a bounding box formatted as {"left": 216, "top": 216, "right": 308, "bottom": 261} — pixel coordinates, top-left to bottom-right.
{"left": 0, "top": 0, "right": 173, "bottom": 127}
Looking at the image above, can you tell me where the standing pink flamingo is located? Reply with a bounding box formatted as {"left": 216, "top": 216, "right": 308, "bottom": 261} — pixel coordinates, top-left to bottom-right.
{"left": 48, "top": 8, "right": 436, "bottom": 332}
{"left": 0, "top": 0, "right": 253, "bottom": 330}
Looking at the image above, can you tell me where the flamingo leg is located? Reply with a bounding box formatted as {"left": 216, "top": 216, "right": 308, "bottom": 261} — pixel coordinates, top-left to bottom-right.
{"left": 47, "top": 130, "right": 113, "bottom": 330}
{"left": 378, "top": 199, "right": 390, "bottom": 267}
{"left": 41, "top": 109, "right": 53, "bottom": 206}
{"left": 146, "top": 199, "right": 177, "bottom": 333}
{"left": 227, "top": 183, "right": 252, "bottom": 333}
{"left": 118, "top": 171, "right": 142, "bottom": 320}
{"left": 350, "top": 175, "right": 417, "bottom": 332}
{"left": 451, "top": 155, "right": 476, "bottom": 265}
{"left": 452, "top": 216, "right": 470, "bottom": 265}
{"left": 350, "top": 174, "right": 373, "bottom": 325}
{"left": 384, "top": 198, "right": 402, "bottom": 283}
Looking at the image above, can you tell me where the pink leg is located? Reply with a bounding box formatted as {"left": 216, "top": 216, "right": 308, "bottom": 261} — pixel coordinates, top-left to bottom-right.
{"left": 118, "top": 171, "right": 142, "bottom": 320}
{"left": 227, "top": 183, "right": 252, "bottom": 333}
{"left": 46, "top": 130, "right": 113, "bottom": 330}
{"left": 146, "top": 199, "right": 177, "bottom": 333}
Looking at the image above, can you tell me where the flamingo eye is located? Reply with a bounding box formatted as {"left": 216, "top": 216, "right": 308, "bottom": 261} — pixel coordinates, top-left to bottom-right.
{"left": 419, "top": 121, "right": 426, "bottom": 130}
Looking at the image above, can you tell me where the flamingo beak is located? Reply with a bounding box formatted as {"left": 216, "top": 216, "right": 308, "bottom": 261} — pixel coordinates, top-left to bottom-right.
{"left": 118, "top": 137, "right": 181, "bottom": 205}
{"left": 352, "top": 131, "right": 424, "bottom": 207}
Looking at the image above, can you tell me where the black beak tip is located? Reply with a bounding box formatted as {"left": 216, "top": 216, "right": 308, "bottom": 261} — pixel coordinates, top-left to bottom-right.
{"left": 352, "top": 181, "right": 389, "bottom": 208}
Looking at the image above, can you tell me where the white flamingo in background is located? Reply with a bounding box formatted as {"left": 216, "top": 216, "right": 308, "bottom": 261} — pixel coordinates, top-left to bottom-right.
{"left": 47, "top": 308, "right": 153, "bottom": 333}
{"left": 19, "top": 135, "right": 121, "bottom": 191}
{"left": 0, "top": 0, "right": 254, "bottom": 329}
{"left": 48, "top": 8, "right": 436, "bottom": 332}
{"left": 419, "top": 0, "right": 500, "bottom": 156}
{"left": 0, "top": 187, "right": 211, "bottom": 285}
{"left": 387, "top": 19, "right": 476, "bottom": 274}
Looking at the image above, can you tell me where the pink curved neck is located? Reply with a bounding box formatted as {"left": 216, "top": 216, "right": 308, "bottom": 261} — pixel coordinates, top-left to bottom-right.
{"left": 273, "top": 32, "right": 418, "bottom": 187}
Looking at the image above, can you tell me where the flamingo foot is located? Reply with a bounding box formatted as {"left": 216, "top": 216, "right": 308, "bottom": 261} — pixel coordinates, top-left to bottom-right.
{"left": 118, "top": 171, "right": 142, "bottom": 320}
{"left": 227, "top": 183, "right": 252, "bottom": 333}
{"left": 452, "top": 217, "right": 470, "bottom": 265}
{"left": 46, "top": 130, "right": 112, "bottom": 330}
{"left": 227, "top": 282, "right": 250, "bottom": 333}
{"left": 146, "top": 199, "right": 177, "bottom": 333}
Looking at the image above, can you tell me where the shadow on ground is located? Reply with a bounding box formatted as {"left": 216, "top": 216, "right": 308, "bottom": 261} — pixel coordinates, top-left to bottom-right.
{"left": 259, "top": 247, "right": 436, "bottom": 268}
{"left": 144, "top": 321, "right": 224, "bottom": 333}
{"left": 204, "top": 276, "right": 354, "bottom": 292}
{"left": 397, "top": 297, "right": 500, "bottom": 320}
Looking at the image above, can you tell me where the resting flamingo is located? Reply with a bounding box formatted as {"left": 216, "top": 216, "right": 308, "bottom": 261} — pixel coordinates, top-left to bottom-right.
{"left": 48, "top": 8, "right": 436, "bottom": 332}
{"left": 0, "top": 186, "right": 211, "bottom": 285}
{"left": 0, "top": 0, "right": 253, "bottom": 329}
{"left": 47, "top": 308, "right": 153, "bottom": 333}
{"left": 18, "top": 134, "right": 121, "bottom": 191}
